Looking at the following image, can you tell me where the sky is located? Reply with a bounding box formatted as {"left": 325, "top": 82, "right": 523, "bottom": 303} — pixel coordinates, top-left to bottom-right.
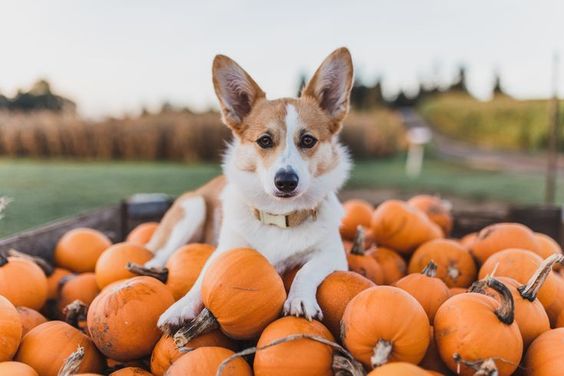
{"left": 1, "top": 0, "right": 563, "bottom": 118}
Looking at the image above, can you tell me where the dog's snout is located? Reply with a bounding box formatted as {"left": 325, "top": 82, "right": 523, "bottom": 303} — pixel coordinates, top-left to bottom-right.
{"left": 274, "top": 170, "right": 299, "bottom": 193}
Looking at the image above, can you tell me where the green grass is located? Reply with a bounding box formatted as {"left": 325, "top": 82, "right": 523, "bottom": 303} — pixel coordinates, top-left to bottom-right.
{"left": 1, "top": 157, "right": 562, "bottom": 237}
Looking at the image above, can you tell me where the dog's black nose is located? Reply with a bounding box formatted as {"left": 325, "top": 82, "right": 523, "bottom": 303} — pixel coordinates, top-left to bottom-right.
{"left": 274, "top": 170, "right": 299, "bottom": 193}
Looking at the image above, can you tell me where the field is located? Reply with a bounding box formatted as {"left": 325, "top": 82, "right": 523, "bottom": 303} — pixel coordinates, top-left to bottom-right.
{"left": 1, "top": 157, "right": 562, "bottom": 237}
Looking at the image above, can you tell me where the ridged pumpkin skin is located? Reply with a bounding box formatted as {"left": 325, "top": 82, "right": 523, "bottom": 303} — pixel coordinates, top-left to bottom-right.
{"left": 126, "top": 222, "right": 159, "bottom": 245}
{"left": 347, "top": 249, "right": 384, "bottom": 285}
{"left": 370, "top": 200, "right": 442, "bottom": 255}
{"left": 341, "top": 286, "right": 431, "bottom": 368}
{"left": 433, "top": 292, "right": 523, "bottom": 376}
{"left": 166, "top": 346, "right": 252, "bottom": 376}
{"left": 201, "top": 248, "right": 286, "bottom": 339}
{"left": 366, "top": 246, "right": 406, "bottom": 285}
{"left": 534, "top": 233, "right": 562, "bottom": 270}
{"left": 0, "top": 361, "right": 38, "bottom": 376}
{"left": 55, "top": 228, "right": 112, "bottom": 273}
{"left": 316, "top": 271, "right": 375, "bottom": 338}
{"left": 165, "top": 243, "right": 214, "bottom": 300}
{"left": 254, "top": 317, "right": 334, "bottom": 376}
{"left": 87, "top": 276, "right": 174, "bottom": 361}
{"left": 407, "top": 195, "right": 453, "bottom": 236}
{"left": 0, "top": 257, "right": 48, "bottom": 310}
{"left": 150, "top": 330, "right": 234, "bottom": 376}
{"left": 57, "top": 272, "right": 100, "bottom": 316}
{"left": 46, "top": 267, "right": 72, "bottom": 300}
{"left": 0, "top": 295, "right": 22, "bottom": 361}
{"left": 395, "top": 268, "right": 449, "bottom": 322}
{"left": 470, "top": 223, "right": 539, "bottom": 264}
{"left": 109, "top": 367, "right": 152, "bottom": 376}
{"left": 16, "top": 307, "right": 47, "bottom": 337}
{"left": 94, "top": 242, "right": 153, "bottom": 289}
{"left": 525, "top": 328, "right": 564, "bottom": 375}
{"left": 408, "top": 239, "right": 477, "bottom": 288}
{"left": 340, "top": 199, "right": 374, "bottom": 240}
{"left": 15, "top": 321, "right": 104, "bottom": 376}
{"left": 367, "top": 362, "right": 431, "bottom": 376}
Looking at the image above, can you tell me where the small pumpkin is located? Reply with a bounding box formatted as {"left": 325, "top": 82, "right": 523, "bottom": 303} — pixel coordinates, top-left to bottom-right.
{"left": 87, "top": 276, "right": 174, "bottom": 361}
{"left": 395, "top": 261, "right": 450, "bottom": 322}
{"left": 347, "top": 226, "right": 384, "bottom": 284}
{"left": 47, "top": 267, "right": 72, "bottom": 300}
{"left": 94, "top": 242, "right": 153, "bottom": 289}
{"left": 448, "top": 287, "right": 466, "bottom": 297}
{"left": 126, "top": 222, "right": 159, "bottom": 245}
{"left": 0, "top": 255, "right": 48, "bottom": 310}
{"left": 534, "top": 232, "right": 562, "bottom": 271}
{"left": 370, "top": 199, "right": 442, "bottom": 255}
{"left": 340, "top": 199, "right": 374, "bottom": 240}
{"left": 55, "top": 228, "right": 112, "bottom": 273}
{"left": 366, "top": 246, "right": 407, "bottom": 285}
{"left": 109, "top": 367, "right": 152, "bottom": 376}
{"left": 0, "top": 361, "right": 38, "bottom": 376}
{"left": 58, "top": 273, "right": 100, "bottom": 317}
{"left": 341, "top": 286, "right": 430, "bottom": 369}
{"left": 524, "top": 328, "right": 564, "bottom": 376}
{"left": 459, "top": 232, "right": 477, "bottom": 248}
{"left": 0, "top": 295, "right": 22, "bottom": 361}
{"left": 409, "top": 239, "right": 477, "bottom": 288}
{"left": 16, "top": 307, "right": 47, "bottom": 337}
{"left": 407, "top": 194, "right": 453, "bottom": 236}
{"left": 418, "top": 327, "right": 450, "bottom": 375}
{"left": 166, "top": 346, "right": 252, "bottom": 376}
{"left": 366, "top": 362, "right": 431, "bottom": 376}
{"left": 165, "top": 243, "right": 214, "bottom": 300}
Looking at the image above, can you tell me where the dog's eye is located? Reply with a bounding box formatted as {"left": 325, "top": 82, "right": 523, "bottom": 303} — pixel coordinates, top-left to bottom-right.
{"left": 256, "top": 135, "right": 274, "bottom": 149}
{"left": 300, "top": 134, "right": 317, "bottom": 149}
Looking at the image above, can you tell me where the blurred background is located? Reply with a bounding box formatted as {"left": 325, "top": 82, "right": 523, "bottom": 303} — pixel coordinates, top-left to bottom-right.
{"left": 1, "top": 0, "right": 563, "bottom": 237}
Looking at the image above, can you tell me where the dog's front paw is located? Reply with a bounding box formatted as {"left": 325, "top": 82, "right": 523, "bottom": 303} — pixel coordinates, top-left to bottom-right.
{"left": 283, "top": 295, "right": 323, "bottom": 321}
{"left": 157, "top": 299, "right": 201, "bottom": 336}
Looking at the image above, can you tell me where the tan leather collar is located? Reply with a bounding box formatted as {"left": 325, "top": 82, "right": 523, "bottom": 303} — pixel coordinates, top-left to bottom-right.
{"left": 253, "top": 207, "right": 318, "bottom": 228}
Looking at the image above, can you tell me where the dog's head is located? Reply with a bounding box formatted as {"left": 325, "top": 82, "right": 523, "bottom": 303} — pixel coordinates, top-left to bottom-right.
{"left": 214, "top": 48, "right": 353, "bottom": 212}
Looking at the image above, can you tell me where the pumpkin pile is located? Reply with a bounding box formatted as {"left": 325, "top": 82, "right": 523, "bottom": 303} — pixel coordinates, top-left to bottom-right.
{"left": 1, "top": 194, "right": 564, "bottom": 376}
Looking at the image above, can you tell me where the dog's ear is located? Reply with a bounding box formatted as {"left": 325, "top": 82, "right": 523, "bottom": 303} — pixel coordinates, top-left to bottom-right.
{"left": 301, "top": 47, "right": 353, "bottom": 131}
{"left": 212, "top": 55, "right": 265, "bottom": 133}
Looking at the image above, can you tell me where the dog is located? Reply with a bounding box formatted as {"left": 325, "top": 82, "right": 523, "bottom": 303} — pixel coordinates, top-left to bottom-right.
{"left": 144, "top": 47, "right": 354, "bottom": 333}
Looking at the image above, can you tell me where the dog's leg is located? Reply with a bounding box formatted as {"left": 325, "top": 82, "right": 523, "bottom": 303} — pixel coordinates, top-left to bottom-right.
{"left": 283, "top": 232, "right": 347, "bottom": 321}
{"left": 144, "top": 195, "right": 206, "bottom": 268}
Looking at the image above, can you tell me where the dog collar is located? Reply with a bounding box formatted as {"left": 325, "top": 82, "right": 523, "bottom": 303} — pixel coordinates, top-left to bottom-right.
{"left": 253, "top": 207, "right": 318, "bottom": 228}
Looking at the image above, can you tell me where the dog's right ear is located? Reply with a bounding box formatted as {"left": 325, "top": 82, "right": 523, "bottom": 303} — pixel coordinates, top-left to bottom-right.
{"left": 212, "top": 55, "right": 265, "bottom": 133}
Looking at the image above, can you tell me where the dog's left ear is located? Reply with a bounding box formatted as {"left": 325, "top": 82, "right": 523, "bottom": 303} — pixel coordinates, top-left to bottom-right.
{"left": 301, "top": 47, "right": 354, "bottom": 132}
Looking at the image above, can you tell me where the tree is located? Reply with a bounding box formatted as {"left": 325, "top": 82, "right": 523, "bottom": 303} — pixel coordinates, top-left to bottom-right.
{"left": 448, "top": 65, "right": 470, "bottom": 95}
{"left": 492, "top": 70, "right": 507, "bottom": 97}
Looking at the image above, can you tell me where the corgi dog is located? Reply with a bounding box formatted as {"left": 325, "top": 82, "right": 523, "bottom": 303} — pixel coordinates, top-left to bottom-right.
{"left": 145, "top": 47, "right": 354, "bottom": 333}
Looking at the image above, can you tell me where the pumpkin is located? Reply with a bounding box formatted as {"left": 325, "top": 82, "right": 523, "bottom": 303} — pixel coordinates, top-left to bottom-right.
{"left": 126, "top": 222, "right": 159, "bottom": 245}
{"left": 0, "top": 361, "right": 38, "bottom": 376}
{"left": 525, "top": 328, "right": 564, "bottom": 375}
{"left": 460, "top": 232, "right": 477, "bottom": 248}
{"left": 341, "top": 286, "right": 430, "bottom": 368}
{"left": 340, "top": 199, "right": 374, "bottom": 240}
{"left": 395, "top": 261, "right": 449, "bottom": 322}
{"left": 47, "top": 267, "right": 72, "bottom": 300}
{"left": 366, "top": 246, "right": 406, "bottom": 285}
{"left": 0, "top": 255, "right": 48, "bottom": 310}
{"left": 408, "top": 239, "right": 477, "bottom": 288}
{"left": 109, "top": 367, "right": 152, "bottom": 376}
{"left": 0, "top": 295, "right": 22, "bottom": 361}
{"left": 55, "top": 228, "right": 112, "bottom": 273}
{"left": 282, "top": 266, "right": 300, "bottom": 293}
{"left": 58, "top": 273, "right": 100, "bottom": 317}
{"left": 174, "top": 248, "right": 286, "bottom": 346}
{"left": 534, "top": 232, "right": 562, "bottom": 271}
{"left": 165, "top": 243, "right": 214, "bottom": 300}
{"left": 407, "top": 194, "right": 453, "bottom": 236}
{"left": 347, "top": 227, "right": 384, "bottom": 284}
{"left": 150, "top": 330, "right": 234, "bottom": 376}
{"left": 546, "top": 276, "right": 564, "bottom": 326}
{"left": 316, "top": 271, "right": 375, "bottom": 338}
{"left": 470, "top": 223, "right": 539, "bottom": 265}
{"left": 254, "top": 317, "right": 334, "bottom": 376}
{"left": 94, "top": 242, "right": 153, "bottom": 289}
{"left": 166, "top": 346, "right": 252, "bottom": 376}
{"left": 419, "top": 327, "right": 450, "bottom": 375}
{"left": 448, "top": 287, "right": 466, "bottom": 297}
{"left": 16, "top": 307, "right": 47, "bottom": 337}
{"left": 434, "top": 277, "right": 523, "bottom": 376}
{"left": 370, "top": 199, "right": 442, "bottom": 255}
{"left": 15, "top": 321, "right": 104, "bottom": 376}
{"left": 366, "top": 362, "right": 431, "bottom": 376}
{"left": 87, "top": 276, "right": 174, "bottom": 361}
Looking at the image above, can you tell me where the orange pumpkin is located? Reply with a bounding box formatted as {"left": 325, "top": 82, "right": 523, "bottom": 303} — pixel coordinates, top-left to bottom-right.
{"left": 46, "top": 267, "right": 72, "bottom": 300}
{"left": 347, "top": 227, "right": 384, "bottom": 284}
{"left": 87, "top": 276, "right": 174, "bottom": 361}
{"left": 55, "top": 228, "right": 112, "bottom": 273}
{"left": 109, "top": 367, "right": 152, "bottom": 376}
{"left": 459, "top": 232, "right": 477, "bottom": 248}
{"left": 0, "top": 295, "right": 22, "bottom": 361}
{"left": 367, "top": 362, "right": 431, "bottom": 376}
{"left": 409, "top": 239, "right": 477, "bottom": 288}
{"left": 448, "top": 287, "right": 466, "bottom": 297}
{"left": 370, "top": 200, "right": 442, "bottom": 255}
{"left": 419, "top": 327, "right": 450, "bottom": 375}
{"left": 165, "top": 243, "right": 214, "bottom": 300}
{"left": 395, "top": 261, "right": 449, "bottom": 322}
{"left": 407, "top": 194, "right": 453, "bottom": 236}
{"left": 366, "top": 246, "right": 407, "bottom": 285}
{"left": 524, "top": 328, "right": 564, "bottom": 375}
{"left": 534, "top": 232, "right": 562, "bottom": 271}
{"left": 0, "top": 361, "right": 38, "bottom": 376}
{"left": 340, "top": 199, "right": 374, "bottom": 240}
{"left": 282, "top": 266, "right": 300, "bottom": 293}
{"left": 434, "top": 277, "right": 523, "bottom": 376}
{"left": 470, "top": 223, "right": 539, "bottom": 265}
{"left": 15, "top": 321, "right": 104, "bottom": 376}
{"left": 58, "top": 273, "right": 100, "bottom": 317}
{"left": 546, "top": 276, "right": 564, "bottom": 327}
{"left": 254, "top": 317, "right": 334, "bottom": 376}
{"left": 341, "top": 286, "right": 430, "bottom": 368}
{"left": 0, "top": 256, "right": 48, "bottom": 310}
{"left": 16, "top": 307, "right": 47, "bottom": 337}
{"left": 94, "top": 242, "right": 153, "bottom": 289}
{"left": 166, "top": 346, "right": 252, "bottom": 376}
{"left": 316, "top": 271, "right": 375, "bottom": 338}
{"left": 126, "top": 222, "right": 159, "bottom": 245}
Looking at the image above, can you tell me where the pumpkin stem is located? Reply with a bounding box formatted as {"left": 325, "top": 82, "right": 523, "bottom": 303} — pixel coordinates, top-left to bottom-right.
{"left": 468, "top": 279, "right": 488, "bottom": 294}
{"left": 350, "top": 226, "right": 366, "bottom": 255}
{"left": 57, "top": 345, "right": 84, "bottom": 376}
{"left": 486, "top": 277, "right": 515, "bottom": 325}
{"left": 63, "top": 300, "right": 88, "bottom": 329}
{"left": 421, "top": 260, "right": 438, "bottom": 277}
{"left": 518, "top": 253, "right": 564, "bottom": 302}
{"left": 453, "top": 353, "right": 499, "bottom": 376}
{"left": 126, "top": 262, "right": 168, "bottom": 283}
{"left": 173, "top": 308, "right": 219, "bottom": 348}
{"left": 370, "top": 339, "right": 392, "bottom": 368}
{"left": 5, "top": 249, "right": 54, "bottom": 276}
{"left": 215, "top": 333, "right": 366, "bottom": 376}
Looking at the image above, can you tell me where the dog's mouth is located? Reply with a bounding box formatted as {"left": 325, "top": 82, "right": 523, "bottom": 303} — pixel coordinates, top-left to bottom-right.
{"left": 274, "top": 191, "right": 298, "bottom": 199}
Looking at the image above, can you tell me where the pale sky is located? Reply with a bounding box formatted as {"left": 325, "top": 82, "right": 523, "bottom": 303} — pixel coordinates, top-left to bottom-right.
{"left": 1, "top": 0, "right": 563, "bottom": 118}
